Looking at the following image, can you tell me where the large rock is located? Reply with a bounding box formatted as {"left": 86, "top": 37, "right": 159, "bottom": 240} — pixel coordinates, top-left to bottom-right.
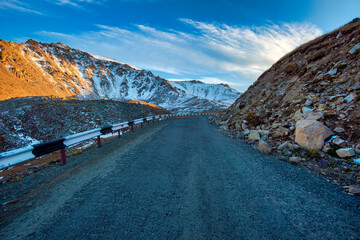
{"left": 295, "top": 120, "right": 333, "bottom": 150}
{"left": 248, "top": 130, "right": 261, "bottom": 140}
{"left": 258, "top": 140, "right": 271, "bottom": 154}
{"left": 336, "top": 148, "right": 356, "bottom": 158}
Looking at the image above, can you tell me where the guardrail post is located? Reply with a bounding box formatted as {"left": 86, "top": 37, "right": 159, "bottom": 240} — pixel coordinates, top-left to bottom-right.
{"left": 141, "top": 123, "right": 143, "bottom": 128}
{"left": 117, "top": 130, "right": 121, "bottom": 138}
{"left": 131, "top": 126, "right": 134, "bottom": 132}
{"left": 60, "top": 149, "right": 66, "bottom": 165}
{"left": 97, "top": 136, "right": 101, "bottom": 148}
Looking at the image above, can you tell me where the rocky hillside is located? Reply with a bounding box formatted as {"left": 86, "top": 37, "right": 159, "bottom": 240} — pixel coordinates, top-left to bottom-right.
{"left": 0, "top": 97, "right": 171, "bottom": 152}
{"left": 0, "top": 39, "right": 240, "bottom": 113}
{"left": 216, "top": 18, "right": 360, "bottom": 191}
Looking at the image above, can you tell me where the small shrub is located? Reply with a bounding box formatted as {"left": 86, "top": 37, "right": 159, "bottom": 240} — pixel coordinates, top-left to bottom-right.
{"left": 307, "top": 149, "right": 320, "bottom": 158}
{"left": 72, "top": 152, "right": 81, "bottom": 157}
{"left": 284, "top": 61, "right": 297, "bottom": 74}
{"left": 244, "top": 111, "right": 264, "bottom": 128}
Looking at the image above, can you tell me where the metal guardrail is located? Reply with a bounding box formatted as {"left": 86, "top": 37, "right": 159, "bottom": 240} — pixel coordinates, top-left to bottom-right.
{"left": 0, "top": 113, "right": 218, "bottom": 169}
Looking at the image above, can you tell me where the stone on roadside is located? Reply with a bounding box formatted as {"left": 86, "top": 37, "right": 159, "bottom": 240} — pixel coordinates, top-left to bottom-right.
{"left": 348, "top": 185, "right": 360, "bottom": 195}
{"left": 331, "top": 137, "right": 346, "bottom": 146}
{"left": 278, "top": 141, "right": 289, "bottom": 150}
{"left": 272, "top": 127, "right": 290, "bottom": 138}
{"left": 349, "top": 43, "right": 360, "bottom": 54}
{"left": 288, "top": 143, "right": 300, "bottom": 151}
{"left": 344, "top": 93, "right": 357, "bottom": 103}
{"left": 336, "top": 148, "right": 356, "bottom": 158}
{"left": 258, "top": 140, "right": 271, "bottom": 155}
{"left": 248, "top": 130, "right": 261, "bottom": 140}
{"left": 334, "top": 97, "right": 344, "bottom": 104}
{"left": 292, "top": 111, "right": 303, "bottom": 121}
{"left": 305, "top": 99, "right": 313, "bottom": 106}
{"left": 295, "top": 120, "right": 333, "bottom": 150}
{"left": 289, "top": 156, "right": 301, "bottom": 163}
{"left": 322, "top": 143, "right": 332, "bottom": 153}
{"left": 235, "top": 122, "right": 242, "bottom": 131}
{"left": 305, "top": 111, "right": 324, "bottom": 121}
{"left": 220, "top": 125, "right": 227, "bottom": 130}
{"left": 334, "top": 127, "right": 345, "bottom": 133}
{"left": 352, "top": 82, "right": 360, "bottom": 90}
{"left": 258, "top": 130, "right": 270, "bottom": 139}
{"left": 302, "top": 107, "right": 313, "bottom": 115}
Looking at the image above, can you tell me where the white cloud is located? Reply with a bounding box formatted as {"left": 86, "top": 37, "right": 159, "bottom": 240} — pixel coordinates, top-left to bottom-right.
{"left": 0, "top": 0, "right": 44, "bottom": 14}
{"left": 55, "top": 0, "right": 108, "bottom": 7}
{"left": 37, "top": 19, "right": 322, "bottom": 91}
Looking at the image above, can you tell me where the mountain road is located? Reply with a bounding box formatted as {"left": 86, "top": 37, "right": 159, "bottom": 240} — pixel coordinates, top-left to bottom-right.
{"left": 0, "top": 117, "right": 359, "bottom": 239}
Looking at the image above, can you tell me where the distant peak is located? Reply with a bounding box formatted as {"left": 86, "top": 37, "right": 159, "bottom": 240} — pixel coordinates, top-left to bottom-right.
{"left": 54, "top": 42, "right": 70, "bottom": 49}
{"left": 26, "top": 39, "right": 39, "bottom": 45}
{"left": 189, "top": 80, "right": 203, "bottom": 84}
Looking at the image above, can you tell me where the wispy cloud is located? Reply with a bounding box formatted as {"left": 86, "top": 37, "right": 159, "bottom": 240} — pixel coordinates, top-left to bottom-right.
{"left": 37, "top": 19, "right": 322, "bottom": 91}
{"left": 0, "top": 0, "right": 44, "bottom": 14}
{"left": 55, "top": 0, "right": 108, "bottom": 7}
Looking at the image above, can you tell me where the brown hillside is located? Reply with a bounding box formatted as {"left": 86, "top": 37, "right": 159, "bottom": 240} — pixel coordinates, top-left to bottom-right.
{"left": 0, "top": 40, "right": 79, "bottom": 100}
{"left": 221, "top": 18, "right": 360, "bottom": 143}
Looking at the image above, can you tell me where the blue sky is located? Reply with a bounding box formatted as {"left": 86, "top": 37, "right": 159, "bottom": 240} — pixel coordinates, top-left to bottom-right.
{"left": 0, "top": 0, "right": 359, "bottom": 91}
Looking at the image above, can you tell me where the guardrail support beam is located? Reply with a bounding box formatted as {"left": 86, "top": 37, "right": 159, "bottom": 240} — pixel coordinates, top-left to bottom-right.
{"left": 97, "top": 136, "right": 101, "bottom": 148}
{"left": 141, "top": 123, "right": 143, "bottom": 128}
{"left": 131, "top": 126, "right": 134, "bottom": 132}
{"left": 117, "top": 130, "right": 121, "bottom": 138}
{"left": 60, "top": 149, "right": 66, "bottom": 166}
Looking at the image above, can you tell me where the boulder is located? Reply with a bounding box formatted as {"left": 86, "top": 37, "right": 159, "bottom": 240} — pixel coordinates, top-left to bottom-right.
{"left": 248, "top": 130, "right": 261, "bottom": 140}
{"left": 258, "top": 140, "right": 271, "bottom": 155}
{"left": 295, "top": 120, "right": 333, "bottom": 150}
{"left": 336, "top": 148, "right": 356, "bottom": 158}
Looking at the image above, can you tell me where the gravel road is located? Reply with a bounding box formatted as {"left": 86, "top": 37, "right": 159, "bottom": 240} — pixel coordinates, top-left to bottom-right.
{"left": 1, "top": 117, "right": 360, "bottom": 240}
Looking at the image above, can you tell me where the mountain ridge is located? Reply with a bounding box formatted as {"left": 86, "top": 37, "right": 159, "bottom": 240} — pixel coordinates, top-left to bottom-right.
{"left": 0, "top": 39, "right": 240, "bottom": 113}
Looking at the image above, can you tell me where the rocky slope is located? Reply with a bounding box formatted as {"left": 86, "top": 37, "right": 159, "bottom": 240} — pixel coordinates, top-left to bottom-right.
{"left": 0, "top": 97, "right": 171, "bottom": 152}
{"left": 0, "top": 39, "right": 240, "bottom": 113}
{"left": 215, "top": 18, "right": 360, "bottom": 192}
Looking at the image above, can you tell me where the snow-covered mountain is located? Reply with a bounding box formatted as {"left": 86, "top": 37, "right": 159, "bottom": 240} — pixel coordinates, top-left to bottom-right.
{"left": 170, "top": 80, "right": 240, "bottom": 106}
{"left": 0, "top": 39, "right": 240, "bottom": 113}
